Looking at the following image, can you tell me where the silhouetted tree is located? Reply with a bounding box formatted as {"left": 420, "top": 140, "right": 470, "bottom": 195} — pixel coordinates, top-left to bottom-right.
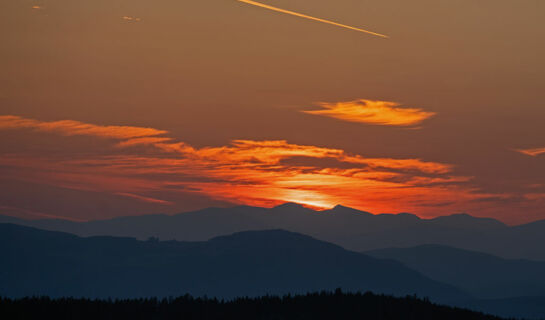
{"left": 0, "top": 291, "right": 513, "bottom": 320}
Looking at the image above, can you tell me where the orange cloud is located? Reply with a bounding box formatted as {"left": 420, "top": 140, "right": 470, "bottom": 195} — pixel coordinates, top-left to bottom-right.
{"left": 122, "top": 16, "right": 142, "bottom": 23}
{"left": 0, "top": 115, "right": 167, "bottom": 139}
{"left": 116, "top": 137, "right": 173, "bottom": 148}
{"left": 154, "top": 139, "right": 450, "bottom": 174}
{"left": 0, "top": 115, "right": 496, "bottom": 216}
{"left": 303, "top": 99, "right": 436, "bottom": 127}
{"left": 516, "top": 147, "right": 545, "bottom": 157}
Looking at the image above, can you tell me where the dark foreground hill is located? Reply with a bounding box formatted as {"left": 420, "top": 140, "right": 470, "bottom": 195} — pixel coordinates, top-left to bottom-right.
{"left": 0, "top": 291, "right": 506, "bottom": 320}
{"left": 3, "top": 204, "right": 545, "bottom": 260}
{"left": 0, "top": 224, "right": 465, "bottom": 303}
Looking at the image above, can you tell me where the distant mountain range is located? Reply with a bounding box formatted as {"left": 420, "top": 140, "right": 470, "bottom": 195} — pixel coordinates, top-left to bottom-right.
{"left": 2, "top": 204, "right": 545, "bottom": 260}
{"left": 0, "top": 223, "right": 465, "bottom": 302}
{"left": 2, "top": 223, "right": 545, "bottom": 319}
{"left": 366, "top": 245, "right": 545, "bottom": 299}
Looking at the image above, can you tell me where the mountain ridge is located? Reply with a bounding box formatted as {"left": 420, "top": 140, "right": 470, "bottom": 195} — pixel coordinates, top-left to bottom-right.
{"left": 3, "top": 223, "right": 545, "bottom": 318}
{"left": 0, "top": 223, "right": 467, "bottom": 303}
{"left": 366, "top": 244, "right": 545, "bottom": 299}
{"left": 2, "top": 204, "right": 545, "bottom": 260}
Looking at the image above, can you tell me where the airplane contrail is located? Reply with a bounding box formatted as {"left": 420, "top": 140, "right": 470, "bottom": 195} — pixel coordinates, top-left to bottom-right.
{"left": 237, "top": 0, "right": 388, "bottom": 39}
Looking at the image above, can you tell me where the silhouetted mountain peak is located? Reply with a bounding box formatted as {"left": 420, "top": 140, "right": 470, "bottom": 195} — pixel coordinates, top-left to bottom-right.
{"left": 327, "top": 205, "right": 372, "bottom": 216}
{"left": 395, "top": 212, "right": 421, "bottom": 219}
{"left": 272, "top": 202, "right": 308, "bottom": 210}
{"left": 211, "top": 229, "right": 304, "bottom": 241}
{"left": 208, "top": 229, "right": 337, "bottom": 251}
{"left": 430, "top": 213, "right": 506, "bottom": 229}
{"left": 513, "top": 218, "right": 545, "bottom": 231}
{"left": 366, "top": 243, "right": 545, "bottom": 310}
{"left": 447, "top": 213, "right": 473, "bottom": 218}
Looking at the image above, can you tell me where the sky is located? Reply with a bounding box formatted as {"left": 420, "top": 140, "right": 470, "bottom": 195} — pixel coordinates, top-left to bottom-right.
{"left": 1, "top": 0, "right": 544, "bottom": 224}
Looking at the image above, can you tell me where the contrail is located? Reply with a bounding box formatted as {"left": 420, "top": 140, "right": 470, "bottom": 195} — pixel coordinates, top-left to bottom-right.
{"left": 237, "top": 0, "right": 388, "bottom": 38}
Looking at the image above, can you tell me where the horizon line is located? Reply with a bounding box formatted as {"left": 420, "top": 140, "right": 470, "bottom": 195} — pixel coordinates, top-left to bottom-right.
{"left": 0, "top": 202, "right": 535, "bottom": 226}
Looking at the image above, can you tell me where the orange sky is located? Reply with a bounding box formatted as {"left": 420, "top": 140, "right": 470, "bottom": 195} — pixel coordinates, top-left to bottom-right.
{"left": 0, "top": 0, "right": 544, "bottom": 224}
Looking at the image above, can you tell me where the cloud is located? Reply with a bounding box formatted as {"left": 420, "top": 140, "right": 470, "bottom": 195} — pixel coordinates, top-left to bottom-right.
{"left": 524, "top": 193, "right": 545, "bottom": 200}
{"left": 237, "top": 0, "right": 388, "bottom": 38}
{"left": 154, "top": 139, "right": 451, "bottom": 174}
{"left": 116, "top": 193, "right": 173, "bottom": 205}
{"left": 302, "top": 99, "right": 436, "bottom": 127}
{"left": 122, "top": 16, "right": 142, "bottom": 23}
{"left": 0, "top": 205, "right": 85, "bottom": 221}
{"left": 0, "top": 114, "right": 502, "bottom": 216}
{"left": 516, "top": 147, "right": 545, "bottom": 157}
{"left": 116, "top": 137, "right": 173, "bottom": 148}
{"left": 0, "top": 115, "right": 167, "bottom": 139}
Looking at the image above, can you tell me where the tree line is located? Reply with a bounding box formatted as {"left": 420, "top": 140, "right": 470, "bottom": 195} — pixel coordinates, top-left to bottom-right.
{"left": 0, "top": 289, "right": 511, "bottom": 320}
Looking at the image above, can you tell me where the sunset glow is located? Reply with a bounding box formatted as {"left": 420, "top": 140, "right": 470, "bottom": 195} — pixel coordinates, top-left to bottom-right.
{"left": 1, "top": 0, "right": 544, "bottom": 225}
{"left": 0, "top": 115, "right": 515, "bottom": 218}
{"left": 2, "top": 1, "right": 545, "bottom": 313}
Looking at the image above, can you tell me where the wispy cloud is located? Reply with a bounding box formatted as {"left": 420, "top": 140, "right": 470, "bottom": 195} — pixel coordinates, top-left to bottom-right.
{"left": 153, "top": 139, "right": 451, "bottom": 174}
{"left": 116, "top": 137, "right": 173, "bottom": 148}
{"left": 122, "top": 16, "right": 142, "bottom": 23}
{"left": 302, "top": 99, "right": 436, "bottom": 127}
{"left": 0, "top": 115, "right": 166, "bottom": 139}
{"left": 237, "top": 0, "right": 388, "bottom": 38}
{"left": 0, "top": 115, "right": 482, "bottom": 214}
{"left": 516, "top": 147, "right": 545, "bottom": 157}
{"left": 116, "top": 193, "right": 173, "bottom": 205}
{"left": 0, "top": 205, "right": 85, "bottom": 222}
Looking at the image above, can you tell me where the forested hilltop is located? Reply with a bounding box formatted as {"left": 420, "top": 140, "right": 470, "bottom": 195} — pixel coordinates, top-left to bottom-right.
{"left": 0, "top": 291, "right": 510, "bottom": 320}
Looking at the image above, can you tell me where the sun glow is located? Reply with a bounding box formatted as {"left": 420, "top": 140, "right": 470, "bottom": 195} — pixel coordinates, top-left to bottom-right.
{"left": 0, "top": 115, "right": 504, "bottom": 216}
